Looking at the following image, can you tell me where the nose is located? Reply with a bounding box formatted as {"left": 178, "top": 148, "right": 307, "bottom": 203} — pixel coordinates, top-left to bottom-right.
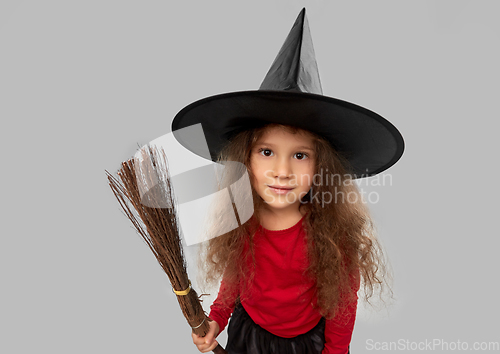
{"left": 273, "top": 156, "right": 292, "bottom": 179}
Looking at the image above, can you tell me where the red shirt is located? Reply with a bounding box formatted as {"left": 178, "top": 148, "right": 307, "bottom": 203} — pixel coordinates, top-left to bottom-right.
{"left": 209, "top": 216, "right": 359, "bottom": 354}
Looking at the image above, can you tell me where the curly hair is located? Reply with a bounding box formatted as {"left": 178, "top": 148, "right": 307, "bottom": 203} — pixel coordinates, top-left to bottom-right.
{"left": 198, "top": 124, "right": 391, "bottom": 320}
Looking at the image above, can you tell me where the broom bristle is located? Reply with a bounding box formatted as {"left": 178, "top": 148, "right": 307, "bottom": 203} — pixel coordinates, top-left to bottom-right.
{"left": 106, "top": 145, "right": 210, "bottom": 336}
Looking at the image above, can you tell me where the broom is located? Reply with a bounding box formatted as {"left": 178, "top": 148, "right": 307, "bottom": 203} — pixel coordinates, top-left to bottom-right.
{"left": 106, "top": 145, "right": 226, "bottom": 354}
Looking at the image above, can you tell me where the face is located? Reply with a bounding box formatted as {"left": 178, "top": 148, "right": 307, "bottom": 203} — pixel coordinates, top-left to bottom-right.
{"left": 250, "top": 126, "right": 316, "bottom": 213}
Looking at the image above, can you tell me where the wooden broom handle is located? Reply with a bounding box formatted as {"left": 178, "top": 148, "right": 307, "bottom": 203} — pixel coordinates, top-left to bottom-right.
{"left": 213, "top": 343, "right": 227, "bottom": 354}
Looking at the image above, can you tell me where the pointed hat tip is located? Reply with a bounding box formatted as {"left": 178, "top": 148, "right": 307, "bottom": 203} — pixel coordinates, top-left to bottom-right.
{"left": 296, "top": 7, "right": 306, "bottom": 25}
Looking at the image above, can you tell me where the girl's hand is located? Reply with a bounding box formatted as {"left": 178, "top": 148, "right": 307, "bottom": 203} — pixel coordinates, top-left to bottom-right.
{"left": 192, "top": 319, "right": 220, "bottom": 353}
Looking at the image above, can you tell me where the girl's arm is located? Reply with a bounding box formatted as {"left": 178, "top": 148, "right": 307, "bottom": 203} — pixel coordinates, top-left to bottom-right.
{"left": 208, "top": 278, "right": 239, "bottom": 333}
{"left": 322, "top": 295, "right": 358, "bottom": 354}
{"left": 323, "top": 270, "right": 360, "bottom": 354}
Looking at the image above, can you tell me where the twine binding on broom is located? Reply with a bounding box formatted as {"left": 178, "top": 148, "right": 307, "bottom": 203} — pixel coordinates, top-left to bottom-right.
{"left": 173, "top": 280, "right": 192, "bottom": 296}
{"left": 191, "top": 317, "right": 206, "bottom": 329}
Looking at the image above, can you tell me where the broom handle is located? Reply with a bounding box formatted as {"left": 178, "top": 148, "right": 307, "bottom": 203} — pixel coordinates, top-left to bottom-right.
{"left": 213, "top": 343, "right": 227, "bottom": 354}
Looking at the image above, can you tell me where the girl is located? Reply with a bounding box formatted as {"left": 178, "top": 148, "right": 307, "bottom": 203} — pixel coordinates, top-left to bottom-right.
{"left": 171, "top": 8, "right": 404, "bottom": 354}
{"left": 193, "top": 123, "right": 385, "bottom": 354}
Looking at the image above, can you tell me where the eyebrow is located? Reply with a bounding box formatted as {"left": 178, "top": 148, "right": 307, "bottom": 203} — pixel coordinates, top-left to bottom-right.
{"left": 254, "top": 142, "right": 314, "bottom": 151}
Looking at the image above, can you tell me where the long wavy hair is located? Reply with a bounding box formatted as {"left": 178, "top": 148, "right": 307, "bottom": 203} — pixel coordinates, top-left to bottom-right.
{"left": 198, "top": 124, "right": 391, "bottom": 320}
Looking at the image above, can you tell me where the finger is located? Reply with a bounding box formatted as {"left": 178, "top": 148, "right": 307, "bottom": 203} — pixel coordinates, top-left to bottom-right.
{"left": 204, "top": 333, "right": 214, "bottom": 345}
{"left": 201, "top": 340, "right": 219, "bottom": 353}
{"left": 192, "top": 333, "right": 206, "bottom": 346}
{"left": 196, "top": 342, "right": 210, "bottom": 353}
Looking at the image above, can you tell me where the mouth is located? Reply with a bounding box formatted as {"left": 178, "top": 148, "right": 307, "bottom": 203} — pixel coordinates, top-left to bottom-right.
{"left": 267, "top": 185, "right": 294, "bottom": 195}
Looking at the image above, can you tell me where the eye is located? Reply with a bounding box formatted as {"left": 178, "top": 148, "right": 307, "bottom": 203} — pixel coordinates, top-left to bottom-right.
{"left": 258, "top": 148, "right": 274, "bottom": 157}
{"left": 294, "top": 152, "right": 309, "bottom": 160}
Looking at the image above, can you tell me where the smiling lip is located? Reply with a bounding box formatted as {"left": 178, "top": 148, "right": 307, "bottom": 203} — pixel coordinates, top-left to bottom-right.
{"left": 267, "top": 185, "right": 294, "bottom": 195}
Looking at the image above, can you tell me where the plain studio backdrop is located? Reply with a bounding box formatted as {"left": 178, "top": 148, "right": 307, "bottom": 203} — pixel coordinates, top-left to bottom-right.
{"left": 1, "top": 1, "right": 498, "bottom": 353}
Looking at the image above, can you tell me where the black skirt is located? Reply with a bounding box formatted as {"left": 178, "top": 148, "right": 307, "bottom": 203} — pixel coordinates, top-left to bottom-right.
{"left": 225, "top": 303, "right": 326, "bottom": 354}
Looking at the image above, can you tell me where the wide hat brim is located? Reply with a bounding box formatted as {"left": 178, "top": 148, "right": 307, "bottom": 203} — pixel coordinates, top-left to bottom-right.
{"left": 172, "top": 89, "right": 404, "bottom": 178}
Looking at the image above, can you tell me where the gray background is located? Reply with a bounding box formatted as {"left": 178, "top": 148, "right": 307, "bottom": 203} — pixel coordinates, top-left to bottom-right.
{"left": 1, "top": 1, "right": 498, "bottom": 353}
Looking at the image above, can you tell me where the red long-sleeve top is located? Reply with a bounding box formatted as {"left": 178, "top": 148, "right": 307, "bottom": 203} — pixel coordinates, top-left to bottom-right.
{"left": 209, "top": 216, "right": 359, "bottom": 354}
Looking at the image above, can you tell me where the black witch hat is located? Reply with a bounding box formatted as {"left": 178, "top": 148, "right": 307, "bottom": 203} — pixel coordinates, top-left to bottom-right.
{"left": 172, "top": 8, "right": 404, "bottom": 178}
